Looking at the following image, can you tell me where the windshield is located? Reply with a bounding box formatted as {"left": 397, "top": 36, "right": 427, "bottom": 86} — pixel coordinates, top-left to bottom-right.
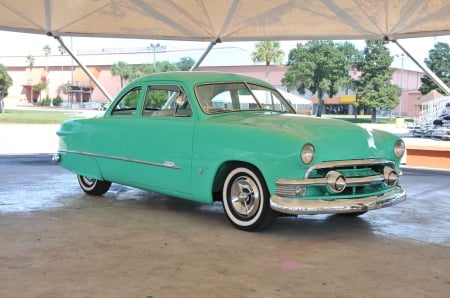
{"left": 195, "top": 82, "right": 295, "bottom": 114}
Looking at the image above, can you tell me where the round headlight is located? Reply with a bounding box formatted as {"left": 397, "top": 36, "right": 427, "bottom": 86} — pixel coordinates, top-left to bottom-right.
{"left": 393, "top": 140, "right": 405, "bottom": 158}
{"left": 300, "top": 144, "right": 315, "bottom": 164}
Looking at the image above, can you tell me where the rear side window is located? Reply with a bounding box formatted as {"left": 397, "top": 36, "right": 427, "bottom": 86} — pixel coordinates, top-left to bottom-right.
{"left": 111, "top": 87, "right": 141, "bottom": 116}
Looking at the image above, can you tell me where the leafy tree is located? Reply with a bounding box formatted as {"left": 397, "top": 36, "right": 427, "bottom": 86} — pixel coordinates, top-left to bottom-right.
{"left": 111, "top": 61, "right": 133, "bottom": 88}
{"left": 156, "top": 60, "right": 178, "bottom": 72}
{"left": 338, "top": 42, "right": 363, "bottom": 94}
{"left": 252, "top": 41, "right": 284, "bottom": 81}
{"left": 131, "top": 63, "right": 154, "bottom": 81}
{"left": 129, "top": 61, "right": 180, "bottom": 81}
{"left": 419, "top": 42, "right": 450, "bottom": 95}
{"left": 355, "top": 40, "right": 400, "bottom": 123}
{"left": 282, "top": 40, "right": 349, "bottom": 117}
{"left": 0, "top": 64, "right": 13, "bottom": 113}
{"left": 176, "top": 57, "right": 195, "bottom": 71}
{"left": 33, "top": 81, "right": 46, "bottom": 102}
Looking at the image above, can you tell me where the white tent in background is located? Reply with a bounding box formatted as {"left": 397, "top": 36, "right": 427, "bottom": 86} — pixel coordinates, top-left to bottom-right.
{"left": 277, "top": 89, "right": 313, "bottom": 115}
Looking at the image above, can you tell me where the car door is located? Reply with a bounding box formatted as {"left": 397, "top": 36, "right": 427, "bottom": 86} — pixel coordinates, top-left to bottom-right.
{"left": 126, "top": 84, "right": 195, "bottom": 198}
{"left": 88, "top": 85, "right": 142, "bottom": 184}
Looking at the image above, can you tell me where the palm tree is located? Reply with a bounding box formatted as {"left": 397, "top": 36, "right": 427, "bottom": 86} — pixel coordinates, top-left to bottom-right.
{"left": 111, "top": 61, "right": 132, "bottom": 88}
{"left": 58, "top": 45, "right": 65, "bottom": 96}
{"left": 42, "top": 45, "right": 51, "bottom": 104}
{"left": 251, "top": 41, "right": 284, "bottom": 81}
{"left": 25, "top": 55, "right": 35, "bottom": 103}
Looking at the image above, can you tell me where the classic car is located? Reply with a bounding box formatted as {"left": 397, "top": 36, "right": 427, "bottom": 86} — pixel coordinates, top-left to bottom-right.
{"left": 55, "top": 71, "right": 406, "bottom": 231}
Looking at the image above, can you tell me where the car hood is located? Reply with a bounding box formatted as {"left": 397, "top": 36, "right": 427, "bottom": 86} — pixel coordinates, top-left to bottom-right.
{"left": 206, "top": 112, "right": 397, "bottom": 160}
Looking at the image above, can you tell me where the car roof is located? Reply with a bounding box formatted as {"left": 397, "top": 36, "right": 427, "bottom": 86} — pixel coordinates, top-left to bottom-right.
{"left": 132, "top": 71, "right": 274, "bottom": 88}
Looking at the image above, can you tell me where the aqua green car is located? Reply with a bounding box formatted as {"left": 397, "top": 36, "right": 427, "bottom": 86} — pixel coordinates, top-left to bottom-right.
{"left": 55, "top": 71, "right": 406, "bottom": 231}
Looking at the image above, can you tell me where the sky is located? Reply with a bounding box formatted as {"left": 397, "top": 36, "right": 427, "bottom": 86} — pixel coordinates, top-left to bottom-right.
{"left": 1, "top": 30, "right": 450, "bottom": 71}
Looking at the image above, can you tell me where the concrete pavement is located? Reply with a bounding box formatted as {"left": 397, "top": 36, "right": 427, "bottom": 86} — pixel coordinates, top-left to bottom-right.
{"left": 0, "top": 124, "right": 60, "bottom": 155}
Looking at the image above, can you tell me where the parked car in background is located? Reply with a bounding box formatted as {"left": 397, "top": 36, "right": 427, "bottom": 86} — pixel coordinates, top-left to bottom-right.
{"left": 55, "top": 71, "right": 406, "bottom": 231}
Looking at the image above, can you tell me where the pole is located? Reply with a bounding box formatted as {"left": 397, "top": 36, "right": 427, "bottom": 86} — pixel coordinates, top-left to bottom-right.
{"left": 51, "top": 34, "right": 113, "bottom": 102}
{"left": 399, "top": 53, "right": 404, "bottom": 115}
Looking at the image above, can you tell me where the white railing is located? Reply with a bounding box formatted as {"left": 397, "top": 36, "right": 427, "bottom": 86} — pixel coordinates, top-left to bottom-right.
{"left": 419, "top": 96, "right": 450, "bottom": 126}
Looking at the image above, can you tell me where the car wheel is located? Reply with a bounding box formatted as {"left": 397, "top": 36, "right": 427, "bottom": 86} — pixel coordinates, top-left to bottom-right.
{"left": 222, "top": 165, "right": 277, "bottom": 231}
{"left": 77, "top": 175, "right": 111, "bottom": 196}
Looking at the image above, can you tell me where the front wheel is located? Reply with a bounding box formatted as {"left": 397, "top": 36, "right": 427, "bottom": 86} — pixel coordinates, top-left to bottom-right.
{"left": 77, "top": 175, "right": 111, "bottom": 196}
{"left": 222, "top": 165, "right": 277, "bottom": 231}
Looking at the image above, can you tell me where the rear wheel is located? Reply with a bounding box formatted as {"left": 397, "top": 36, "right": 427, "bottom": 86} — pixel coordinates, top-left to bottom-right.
{"left": 222, "top": 165, "right": 277, "bottom": 231}
{"left": 77, "top": 175, "right": 111, "bottom": 196}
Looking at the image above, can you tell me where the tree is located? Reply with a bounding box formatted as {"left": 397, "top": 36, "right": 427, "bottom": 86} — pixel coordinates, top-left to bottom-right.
{"left": 0, "top": 64, "right": 13, "bottom": 113}
{"left": 111, "top": 61, "right": 133, "bottom": 88}
{"left": 33, "top": 81, "right": 46, "bottom": 102}
{"left": 176, "top": 57, "right": 195, "bottom": 71}
{"left": 355, "top": 40, "right": 400, "bottom": 123}
{"left": 129, "top": 61, "right": 180, "bottom": 81}
{"left": 282, "top": 40, "right": 349, "bottom": 117}
{"left": 42, "top": 45, "right": 51, "bottom": 72}
{"left": 130, "top": 63, "right": 154, "bottom": 81}
{"left": 251, "top": 41, "right": 284, "bottom": 81}
{"left": 25, "top": 55, "right": 35, "bottom": 103}
{"left": 58, "top": 45, "right": 66, "bottom": 96}
{"left": 338, "top": 42, "right": 363, "bottom": 94}
{"left": 156, "top": 60, "right": 178, "bottom": 72}
{"left": 419, "top": 42, "right": 450, "bottom": 95}
{"left": 42, "top": 45, "right": 51, "bottom": 104}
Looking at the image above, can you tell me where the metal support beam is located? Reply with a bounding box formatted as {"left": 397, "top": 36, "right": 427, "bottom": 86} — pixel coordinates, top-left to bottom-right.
{"left": 190, "top": 39, "right": 220, "bottom": 71}
{"left": 49, "top": 33, "right": 113, "bottom": 101}
{"left": 392, "top": 39, "right": 450, "bottom": 96}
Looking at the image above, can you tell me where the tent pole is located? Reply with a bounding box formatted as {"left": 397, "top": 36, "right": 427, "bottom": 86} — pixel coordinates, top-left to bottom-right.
{"left": 50, "top": 34, "right": 113, "bottom": 101}
{"left": 392, "top": 39, "right": 450, "bottom": 95}
{"left": 190, "top": 39, "right": 220, "bottom": 71}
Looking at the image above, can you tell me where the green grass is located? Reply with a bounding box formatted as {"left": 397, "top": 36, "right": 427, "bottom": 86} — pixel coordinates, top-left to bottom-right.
{"left": 327, "top": 115, "right": 414, "bottom": 124}
{"left": 0, "top": 109, "right": 84, "bottom": 124}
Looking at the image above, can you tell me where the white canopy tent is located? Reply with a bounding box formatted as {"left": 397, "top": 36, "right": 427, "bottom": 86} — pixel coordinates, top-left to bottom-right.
{"left": 277, "top": 89, "right": 311, "bottom": 105}
{"left": 1, "top": 0, "right": 450, "bottom": 100}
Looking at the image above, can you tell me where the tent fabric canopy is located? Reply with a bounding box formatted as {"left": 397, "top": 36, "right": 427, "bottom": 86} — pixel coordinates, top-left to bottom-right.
{"left": 1, "top": 0, "right": 450, "bottom": 42}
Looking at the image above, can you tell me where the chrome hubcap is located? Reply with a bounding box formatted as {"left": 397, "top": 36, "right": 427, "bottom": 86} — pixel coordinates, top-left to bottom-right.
{"left": 229, "top": 176, "right": 260, "bottom": 218}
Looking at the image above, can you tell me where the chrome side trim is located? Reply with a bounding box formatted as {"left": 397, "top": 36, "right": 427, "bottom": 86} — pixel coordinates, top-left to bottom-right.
{"left": 59, "top": 149, "right": 181, "bottom": 169}
{"left": 270, "top": 188, "right": 406, "bottom": 215}
{"left": 304, "top": 159, "right": 395, "bottom": 178}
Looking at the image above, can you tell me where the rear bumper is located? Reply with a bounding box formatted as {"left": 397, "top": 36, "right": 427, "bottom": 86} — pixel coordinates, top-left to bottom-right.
{"left": 270, "top": 187, "right": 406, "bottom": 215}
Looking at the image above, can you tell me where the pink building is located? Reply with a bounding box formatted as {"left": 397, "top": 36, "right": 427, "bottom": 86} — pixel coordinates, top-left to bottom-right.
{"left": 2, "top": 47, "right": 427, "bottom": 117}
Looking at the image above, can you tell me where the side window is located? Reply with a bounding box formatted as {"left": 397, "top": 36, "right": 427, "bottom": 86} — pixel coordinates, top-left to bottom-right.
{"left": 111, "top": 86, "right": 141, "bottom": 116}
{"left": 142, "top": 85, "right": 191, "bottom": 117}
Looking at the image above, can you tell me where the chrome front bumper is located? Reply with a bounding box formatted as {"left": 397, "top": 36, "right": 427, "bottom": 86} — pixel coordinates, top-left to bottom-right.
{"left": 270, "top": 187, "right": 406, "bottom": 215}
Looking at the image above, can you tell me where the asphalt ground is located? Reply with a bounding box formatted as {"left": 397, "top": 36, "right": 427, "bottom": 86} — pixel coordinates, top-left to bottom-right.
{"left": 0, "top": 154, "right": 449, "bottom": 297}
{"left": 0, "top": 123, "right": 449, "bottom": 297}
